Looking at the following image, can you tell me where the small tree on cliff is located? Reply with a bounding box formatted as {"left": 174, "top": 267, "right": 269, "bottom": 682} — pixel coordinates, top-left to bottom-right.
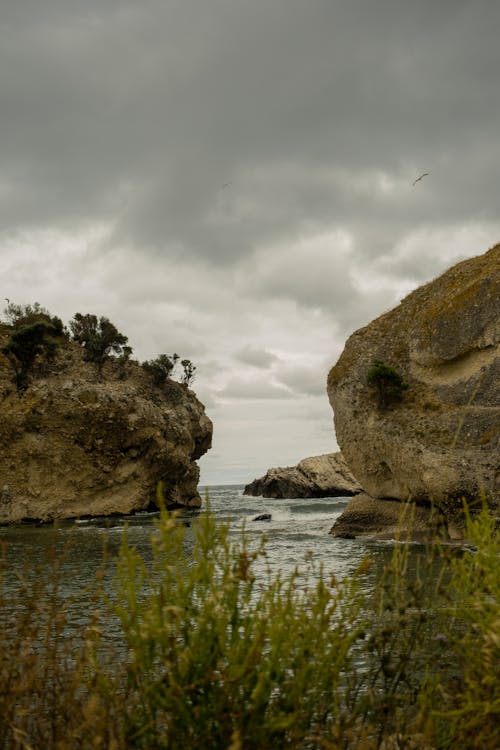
{"left": 367, "top": 360, "right": 408, "bottom": 409}
{"left": 142, "top": 353, "right": 180, "bottom": 385}
{"left": 180, "top": 358, "right": 196, "bottom": 386}
{"left": 1, "top": 320, "right": 65, "bottom": 390}
{"left": 142, "top": 355, "right": 197, "bottom": 387}
{"left": 69, "top": 313, "right": 130, "bottom": 369}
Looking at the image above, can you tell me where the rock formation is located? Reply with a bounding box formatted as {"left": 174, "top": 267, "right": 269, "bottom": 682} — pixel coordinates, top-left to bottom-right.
{"left": 0, "top": 334, "right": 212, "bottom": 524}
{"left": 330, "top": 493, "right": 454, "bottom": 541}
{"left": 252, "top": 513, "right": 272, "bottom": 522}
{"left": 244, "top": 452, "right": 361, "bottom": 498}
{"left": 328, "top": 244, "right": 499, "bottom": 533}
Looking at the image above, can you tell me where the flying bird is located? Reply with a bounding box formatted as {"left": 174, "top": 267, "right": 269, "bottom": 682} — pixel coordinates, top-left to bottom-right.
{"left": 4, "top": 298, "right": 10, "bottom": 305}
{"left": 412, "top": 172, "right": 430, "bottom": 186}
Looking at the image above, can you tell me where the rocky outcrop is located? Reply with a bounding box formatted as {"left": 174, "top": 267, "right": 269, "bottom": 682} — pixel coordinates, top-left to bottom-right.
{"left": 328, "top": 244, "right": 499, "bottom": 529}
{"left": 330, "top": 494, "right": 456, "bottom": 541}
{"left": 244, "top": 452, "right": 362, "bottom": 498}
{"left": 0, "top": 336, "right": 212, "bottom": 524}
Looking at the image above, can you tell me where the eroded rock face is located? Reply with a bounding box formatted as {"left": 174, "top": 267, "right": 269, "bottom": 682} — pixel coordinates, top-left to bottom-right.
{"left": 0, "top": 339, "right": 212, "bottom": 523}
{"left": 327, "top": 244, "right": 499, "bottom": 517}
{"left": 244, "top": 452, "right": 361, "bottom": 498}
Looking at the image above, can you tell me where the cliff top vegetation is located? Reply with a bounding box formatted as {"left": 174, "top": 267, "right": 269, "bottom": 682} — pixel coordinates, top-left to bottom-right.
{"left": 0, "top": 301, "right": 196, "bottom": 391}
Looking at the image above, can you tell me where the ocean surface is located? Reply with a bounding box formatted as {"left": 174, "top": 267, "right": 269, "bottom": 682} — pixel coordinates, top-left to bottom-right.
{"left": 0, "top": 485, "right": 405, "bottom": 637}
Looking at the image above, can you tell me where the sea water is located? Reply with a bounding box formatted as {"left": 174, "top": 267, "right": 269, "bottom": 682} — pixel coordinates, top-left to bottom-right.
{"left": 0, "top": 485, "right": 400, "bottom": 637}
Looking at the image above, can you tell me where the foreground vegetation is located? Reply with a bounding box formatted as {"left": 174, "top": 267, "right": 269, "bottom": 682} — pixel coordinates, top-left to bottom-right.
{"left": 0, "top": 505, "right": 498, "bottom": 749}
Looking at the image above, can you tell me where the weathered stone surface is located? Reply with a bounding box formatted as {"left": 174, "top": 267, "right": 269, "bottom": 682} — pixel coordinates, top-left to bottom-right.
{"left": 244, "top": 452, "right": 362, "bottom": 498}
{"left": 330, "top": 493, "right": 457, "bottom": 541}
{"left": 327, "top": 244, "right": 499, "bottom": 520}
{"left": 0, "top": 338, "right": 212, "bottom": 523}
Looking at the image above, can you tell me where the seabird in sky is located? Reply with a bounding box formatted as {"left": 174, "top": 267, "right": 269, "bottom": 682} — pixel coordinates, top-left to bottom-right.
{"left": 412, "top": 172, "right": 430, "bottom": 186}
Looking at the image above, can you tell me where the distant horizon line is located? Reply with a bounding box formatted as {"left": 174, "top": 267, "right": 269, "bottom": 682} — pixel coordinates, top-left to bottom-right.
{"left": 200, "top": 482, "right": 246, "bottom": 488}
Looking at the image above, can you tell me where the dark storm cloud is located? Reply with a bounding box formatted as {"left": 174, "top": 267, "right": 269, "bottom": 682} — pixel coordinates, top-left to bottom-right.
{"left": 2, "top": 0, "right": 500, "bottom": 266}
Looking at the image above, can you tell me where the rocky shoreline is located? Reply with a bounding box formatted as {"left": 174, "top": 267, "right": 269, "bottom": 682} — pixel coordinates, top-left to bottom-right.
{"left": 1, "top": 247, "right": 497, "bottom": 536}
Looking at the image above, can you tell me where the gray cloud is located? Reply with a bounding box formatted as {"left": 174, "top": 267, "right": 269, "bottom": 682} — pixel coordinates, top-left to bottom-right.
{"left": 275, "top": 365, "right": 327, "bottom": 398}
{"left": 2, "top": 0, "right": 500, "bottom": 254}
{"left": 235, "top": 346, "right": 279, "bottom": 369}
{"left": 216, "top": 377, "right": 292, "bottom": 401}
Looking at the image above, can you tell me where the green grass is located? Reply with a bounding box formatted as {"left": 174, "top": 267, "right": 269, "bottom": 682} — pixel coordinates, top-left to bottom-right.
{"left": 0, "top": 504, "right": 498, "bottom": 749}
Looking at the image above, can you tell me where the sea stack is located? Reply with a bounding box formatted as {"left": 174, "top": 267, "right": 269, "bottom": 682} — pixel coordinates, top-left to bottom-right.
{"left": 328, "top": 244, "right": 499, "bottom": 533}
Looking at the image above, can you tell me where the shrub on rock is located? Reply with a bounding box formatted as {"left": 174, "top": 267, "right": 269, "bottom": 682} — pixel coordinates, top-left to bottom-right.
{"left": 69, "top": 313, "right": 130, "bottom": 368}
{"left": 367, "top": 360, "right": 409, "bottom": 409}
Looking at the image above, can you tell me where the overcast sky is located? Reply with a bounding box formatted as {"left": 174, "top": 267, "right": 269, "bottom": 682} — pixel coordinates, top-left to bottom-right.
{"left": 1, "top": 0, "right": 499, "bottom": 484}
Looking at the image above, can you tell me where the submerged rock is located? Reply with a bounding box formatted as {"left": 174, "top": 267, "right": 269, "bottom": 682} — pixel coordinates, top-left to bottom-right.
{"left": 328, "top": 244, "right": 499, "bottom": 528}
{"left": 0, "top": 338, "right": 212, "bottom": 524}
{"left": 252, "top": 513, "right": 272, "bottom": 522}
{"left": 244, "top": 452, "right": 361, "bottom": 499}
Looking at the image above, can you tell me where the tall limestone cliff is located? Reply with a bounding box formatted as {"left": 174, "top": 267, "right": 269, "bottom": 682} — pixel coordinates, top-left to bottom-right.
{"left": 328, "top": 244, "right": 499, "bottom": 528}
{"left": 0, "top": 328, "right": 212, "bottom": 524}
